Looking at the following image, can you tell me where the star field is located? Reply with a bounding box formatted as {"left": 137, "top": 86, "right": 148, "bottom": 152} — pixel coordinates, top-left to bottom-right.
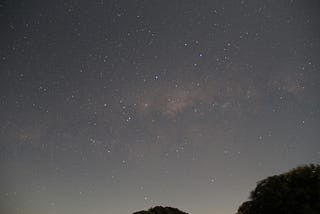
{"left": 0, "top": 1, "right": 320, "bottom": 214}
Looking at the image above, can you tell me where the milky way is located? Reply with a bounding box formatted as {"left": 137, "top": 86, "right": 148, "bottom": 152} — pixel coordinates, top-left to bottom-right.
{"left": 1, "top": 1, "right": 320, "bottom": 214}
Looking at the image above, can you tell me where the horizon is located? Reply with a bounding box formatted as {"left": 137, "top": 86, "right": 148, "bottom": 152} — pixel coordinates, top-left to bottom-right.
{"left": 1, "top": 0, "right": 320, "bottom": 214}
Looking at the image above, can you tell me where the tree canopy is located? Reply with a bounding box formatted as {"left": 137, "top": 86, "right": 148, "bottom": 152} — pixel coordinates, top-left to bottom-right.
{"left": 133, "top": 206, "right": 188, "bottom": 214}
{"left": 132, "top": 165, "right": 319, "bottom": 214}
{"left": 237, "top": 164, "right": 320, "bottom": 214}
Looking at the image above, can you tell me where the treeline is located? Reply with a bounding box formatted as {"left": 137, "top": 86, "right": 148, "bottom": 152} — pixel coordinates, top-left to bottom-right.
{"left": 133, "top": 164, "right": 320, "bottom": 214}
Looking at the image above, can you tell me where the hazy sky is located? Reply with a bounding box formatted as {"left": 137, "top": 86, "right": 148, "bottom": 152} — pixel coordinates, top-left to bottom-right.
{"left": 1, "top": 0, "right": 320, "bottom": 214}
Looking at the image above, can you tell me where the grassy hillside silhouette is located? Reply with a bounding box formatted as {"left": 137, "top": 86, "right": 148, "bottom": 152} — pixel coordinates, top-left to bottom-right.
{"left": 133, "top": 206, "right": 188, "bottom": 214}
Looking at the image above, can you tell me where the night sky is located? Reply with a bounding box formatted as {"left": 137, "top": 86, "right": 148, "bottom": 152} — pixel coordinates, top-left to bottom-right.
{"left": 1, "top": 0, "right": 320, "bottom": 214}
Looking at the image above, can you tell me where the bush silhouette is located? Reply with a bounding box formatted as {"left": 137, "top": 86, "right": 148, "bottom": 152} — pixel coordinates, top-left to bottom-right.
{"left": 237, "top": 164, "right": 320, "bottom": 214}
{"left": 133, "top": 206, "right": 188, "bottom": 214}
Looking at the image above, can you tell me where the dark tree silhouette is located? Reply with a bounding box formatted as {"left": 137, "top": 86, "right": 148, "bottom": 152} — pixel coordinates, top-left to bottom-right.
{"left": 133, "top": 206, "right": 188, "bottom": 214}
{"left": 237, "top": 164, "right": 320, "bottom": 214}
